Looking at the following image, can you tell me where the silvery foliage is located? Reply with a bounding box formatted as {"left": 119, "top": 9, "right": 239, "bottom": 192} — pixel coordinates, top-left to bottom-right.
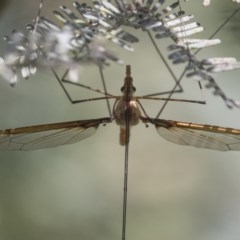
{"left": 184, "top": 0, "right": 240, "bottom": 7}
{"left": 0, "top": 0, "right": 240, "bottom": 108}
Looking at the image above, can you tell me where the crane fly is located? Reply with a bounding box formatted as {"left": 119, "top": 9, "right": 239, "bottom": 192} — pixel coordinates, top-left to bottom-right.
{"left": 1, "top": 65, "right": 240, "bottom": 240}
{"left": 1, "top": 1, "right": 240, "bottom": 240}
{"left": 0, "top": 65, "right": 240, "bottom": 151}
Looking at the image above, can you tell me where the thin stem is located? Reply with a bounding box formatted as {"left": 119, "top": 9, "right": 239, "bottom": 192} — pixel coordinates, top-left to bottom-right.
{"left": 33, "top": 0, "right": 44, "bottom": 33}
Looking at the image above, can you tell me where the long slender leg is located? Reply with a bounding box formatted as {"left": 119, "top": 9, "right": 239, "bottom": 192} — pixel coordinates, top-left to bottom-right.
{"left": 122, "top": 76, "right": 131, "bottom": 240}
{"left": 153, "top": 57, "right": 207, "bottom": 118}
{"left": 58, "top": 66, "right": 114, "bottom": 117}
{"left": 145, "top": 32, "right": 206, "bottom": 110}
{"left": 155, "top": 69, "right": 186, "bottom": 118}
{"left": 61, "top": 69, "right": 114, "bottom": 97}
{"left": 51, "top": 66, "right": 116, "bottom": 104}
{"left": 154, "top": 1, "right": 240, "bottom": 118}
{"left": 193, "top": 5, "right": 240, "bottom": 56}
{"left": 99, "top": 66, "right": 112, "bottom": 118}
{"left": 137, "top": 96, "right": 206, "bottom": 105}
{"left": 145, "top": 31, "right": 183, "bottom": 97}
{"left": 122, "top": 121, "right": 130, "bottom": 240}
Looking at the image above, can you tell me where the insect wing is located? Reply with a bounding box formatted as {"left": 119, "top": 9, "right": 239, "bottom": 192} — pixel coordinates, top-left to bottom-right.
{"left": 0, "top": 118, "right": 110, "bottom": 151}
{"left": 151, "top": 119, "right": 240, "bottom": 151}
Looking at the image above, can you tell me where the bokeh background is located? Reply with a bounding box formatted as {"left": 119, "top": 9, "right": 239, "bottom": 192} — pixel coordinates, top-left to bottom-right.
{"left": 0, "top": 1, "right": 240, "bottom": 240}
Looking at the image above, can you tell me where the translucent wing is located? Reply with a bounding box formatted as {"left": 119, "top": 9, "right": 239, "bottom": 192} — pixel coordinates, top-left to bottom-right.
{"left": 146, "top": 118, "right": 240, "bottom": 151}
{"left": 0, "top": 118, "right": 111, "bottom": 151}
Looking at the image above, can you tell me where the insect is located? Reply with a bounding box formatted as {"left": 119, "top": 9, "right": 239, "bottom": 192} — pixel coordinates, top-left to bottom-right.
{"left": 2, "top": 64, "right": 240, "bottom": 240}
{"left": 0, "top": 65, "right": 240, "bottom": 151}
{"left": 1, "top": 1, "right": 240, "bottom": 240}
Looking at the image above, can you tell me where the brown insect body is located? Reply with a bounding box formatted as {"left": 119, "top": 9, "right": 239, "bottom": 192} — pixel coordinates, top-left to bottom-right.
{"left": 113, "top": 65, "right": 141, "bottom": 145}
{"left": 0, "top": 65, "right": 240, "bottom": 151}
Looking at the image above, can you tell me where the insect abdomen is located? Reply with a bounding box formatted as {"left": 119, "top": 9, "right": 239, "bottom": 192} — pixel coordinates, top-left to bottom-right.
{"left": 120, "top": 127, "right": 127, "bottom": 146}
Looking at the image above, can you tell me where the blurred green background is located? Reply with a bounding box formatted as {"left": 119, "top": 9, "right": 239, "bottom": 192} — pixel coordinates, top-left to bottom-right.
{"left": 0, "top": 1, "right": 240, "bottom": 240}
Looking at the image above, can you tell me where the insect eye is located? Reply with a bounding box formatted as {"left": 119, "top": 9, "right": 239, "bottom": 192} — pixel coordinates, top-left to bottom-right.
{"left": 121, "top": 86, "right": 125, "bottom": 92}
{"left": 132, "top": 86, "right": 136, "bottom": 92}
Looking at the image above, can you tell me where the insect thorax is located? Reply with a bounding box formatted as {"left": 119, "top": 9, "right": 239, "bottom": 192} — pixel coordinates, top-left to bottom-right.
{"left": 113, "top": 97, "right": 141, "bottom": 127}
